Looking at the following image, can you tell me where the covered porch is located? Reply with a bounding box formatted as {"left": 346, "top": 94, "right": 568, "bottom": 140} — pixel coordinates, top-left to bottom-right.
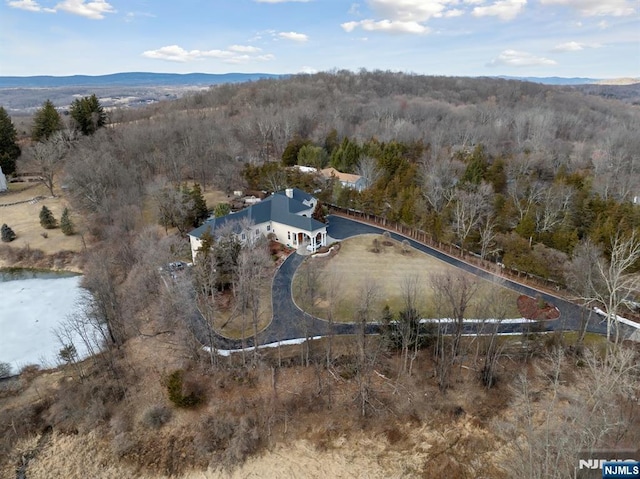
{"left": 292, "top": 228, "right": 327, "bottom": 250}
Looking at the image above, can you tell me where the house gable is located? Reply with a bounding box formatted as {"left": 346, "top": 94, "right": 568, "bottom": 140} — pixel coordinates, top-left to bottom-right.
{"left": 188, "top": 188, "right": 326, "bottom": 261}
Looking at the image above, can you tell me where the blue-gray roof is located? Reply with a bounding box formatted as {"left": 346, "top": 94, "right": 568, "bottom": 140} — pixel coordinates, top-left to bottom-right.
{"left": 189, "top": 188, "right": 325, "bottom": 239}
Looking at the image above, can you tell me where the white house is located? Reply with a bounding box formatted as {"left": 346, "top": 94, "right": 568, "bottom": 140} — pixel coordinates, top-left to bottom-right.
{"left": 320, "top": 167, "right": 366, "bottom": 192}
{"left": 188, "top": 188, "right": 327, "bottom": 263}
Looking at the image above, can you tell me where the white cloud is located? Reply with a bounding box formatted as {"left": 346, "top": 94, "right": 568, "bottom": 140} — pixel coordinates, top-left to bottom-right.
{"left": 341, "top": 19, "right": 429, "bottom": 33}
{"left": 55, "top": 0, "right": 115, "bottom": 19}
{"left": 553, "top": 41, "right": 584, "bottom": 51}
{"left": 539, "top": 0, "right": 635, "bottom": 16}
{"left": 278, "top": 31, "right": 309, "bottom": 42}
{"left": 300, "top": 66, "right": 318, "bottom": 73}
{"left": 552, "top": 41, "right": 601, "bottom": 51}
{"left": 368, "top": 0, "right": 451, "bottom": 22}
{"left": 348, "top": 3, "right": 361, "bottom": 15}
{"left": 142, "top": 45, "right": 274, "bottom": 64}
{"left": 124, "top": 11, "right": 155, "bottom": 22}
{"left": 488, "top": 49, "right": 557, "bottom": 66}
{"left": 8, "top": 0, "right": 42, "bottom": 12}
{"left": 444, "top": 8, "right": 465, "bottom": 16}
{"left": 229, "top": 45, "right": 262, "bottom": 53}
{"left": 472, "top": 0, "right": 526, "bottom": 20}
{"left": 342, "top": 0, "right": 463, "bottom": 35}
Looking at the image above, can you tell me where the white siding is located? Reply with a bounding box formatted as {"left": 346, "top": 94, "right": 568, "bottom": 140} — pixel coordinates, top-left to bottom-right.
{"left": 189, "top": 235, "right": 203, "bottom": 263}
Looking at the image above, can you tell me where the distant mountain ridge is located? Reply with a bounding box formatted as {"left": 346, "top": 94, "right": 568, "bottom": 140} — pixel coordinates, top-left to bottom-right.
{"left": 496, "top": 75, "right": 601, "bottom": 85}
{"left": 0, "top": 72, "right": 283, "bottom": 88}
{"left": 2, "top": 72, "right": 637, "bottom": 89}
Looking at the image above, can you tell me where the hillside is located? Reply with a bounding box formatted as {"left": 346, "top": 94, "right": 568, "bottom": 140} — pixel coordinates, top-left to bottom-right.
{"left": 3, "top": 72, "right": 637, "bottom": 113}
{"left": 1, "top": 71, "right": 639, "bottom": 478}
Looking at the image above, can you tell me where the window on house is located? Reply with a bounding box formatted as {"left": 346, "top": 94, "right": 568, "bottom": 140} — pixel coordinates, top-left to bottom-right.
{"left": 255, "top": 229, "right": 259, "bottom": 236}
{"left": 287, "top": 231, "right": 291, "bottom": 240}
{"left": 267, "top": 225, "right": 271, "bottom": 232}
{"left": 241, "top": 233, "right": 246, "bottom": 241}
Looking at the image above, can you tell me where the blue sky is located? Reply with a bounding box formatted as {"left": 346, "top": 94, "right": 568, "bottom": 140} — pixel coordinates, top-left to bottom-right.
{"left": 1, "top": 0, "right": 638, "bottom": 78}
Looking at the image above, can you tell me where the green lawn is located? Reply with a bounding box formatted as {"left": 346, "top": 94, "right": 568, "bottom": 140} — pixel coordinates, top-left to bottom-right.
{"left": 292, "top": 234, "right": 522, "bottom": 323}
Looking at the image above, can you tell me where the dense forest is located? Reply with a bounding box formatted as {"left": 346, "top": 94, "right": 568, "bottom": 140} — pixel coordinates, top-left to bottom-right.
{"left": 72, "top": 71, "right": 640, "bottom": 281}
{"left": 1, "top": 71, "right": 639, "bottom": 478}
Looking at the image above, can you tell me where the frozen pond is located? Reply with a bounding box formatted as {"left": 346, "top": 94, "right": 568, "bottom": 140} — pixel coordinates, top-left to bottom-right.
{"left": 0, "top": 269, "right": 86, "bottom": 375}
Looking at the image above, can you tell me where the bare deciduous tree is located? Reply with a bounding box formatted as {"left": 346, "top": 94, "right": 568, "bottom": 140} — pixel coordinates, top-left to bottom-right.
{"left": 397, "top": 274, "right": 421, "bottom": 377}
{"left": 430, "top": 271, "right": 479, "bottom": 390}
{"left": 323, "top": 263, "right": 342, "bottom": 369}
{"left": 419, "top": 156, "right": 460, "bottom": 215}
{"left": 354, "top": 155, "right": 381, "bottom": 189}
{"left": 28, "top": 131, "right": 70, "bottom": 196}
{"left": 575, "top": 232, "right": 640, "bottom": 348}
{"left": 565, "top": 240, "right": 603, "bottom": 347}
{"left": 497, "top": 346, "right": 640, "bottom": 478}
{"left": 452, "top": 182, "right": 493, "bottom": 252}
{"left": 295, "top": 257, "right": 322, "bottom": 367}
{"left": 479, "top": 216, "right": 498, "bottom": 260}
{"left": 534, "top": 183, "right": 573, "bottom": 234}
{"left": 193, "top": 247, "right": 220, "bottom": 367}
{"left": 507, "top": 176, "right": 545, "bottom": 224}
{"left": 355, "top": 278, "right": 380, "bottom": 416}
{"left": 235, "top": 239, "right": 272, "bottom": 364}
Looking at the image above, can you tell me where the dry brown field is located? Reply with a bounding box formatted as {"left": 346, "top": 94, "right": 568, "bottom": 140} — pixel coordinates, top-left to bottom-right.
{"left": 293, "top": 234, "right": 521, "bottom": 322}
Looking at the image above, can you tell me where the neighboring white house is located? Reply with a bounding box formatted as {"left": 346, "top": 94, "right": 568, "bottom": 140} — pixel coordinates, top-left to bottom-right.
{"left": 188, "top": 188, "right": 327, "bottom": 263}
{"left": 0, "top": 166, "right": 7, "bottom": 192}
{"left": 320, "top": 167, "right": 366, "bottom": 192}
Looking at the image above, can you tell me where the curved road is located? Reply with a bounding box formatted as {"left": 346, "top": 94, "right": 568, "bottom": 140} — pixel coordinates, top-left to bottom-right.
{"left": 193, "top": 215, "right": 635, "bottom": 351}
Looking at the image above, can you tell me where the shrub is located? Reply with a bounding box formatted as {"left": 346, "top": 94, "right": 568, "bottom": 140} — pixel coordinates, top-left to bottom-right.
{"left": 1, "top": 224, "right": 16, "bottom": 242}
{"left": 0, "top": 362, "right": 11, "bottom": 378}
{"left": 226, "top": 416, "right": 261, "bottom": 465}
{"left": 165, "top": 370, "right": 204, "bottom": 408}
{"left": 60, "top": 207, "right": 74, "bottom": 235}
{"left": 195, "top": 415, "right": 235, "bottom": 454}
{"left": 141, "top": 404, "right": 173, "bottom": 429}
{"left": 39, "top": 205, "right": 57, "bottom": 229}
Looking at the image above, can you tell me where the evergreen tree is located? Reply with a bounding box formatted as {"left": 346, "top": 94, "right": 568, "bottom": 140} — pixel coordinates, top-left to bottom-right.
{"left": 197, "top": 229, "right": 215, "bottom": 261}
{"left": 281, "top": 135, "right": 310, "bottom": 167}
{"left": 0, "top": 106, "right": 20, "bottom": 175}
{"left": 39, "top": 205, "right": 57, "bottom": 229}
{"left": 1, "top": 223, "right": 16, "bottom": 242}
{"left": 188, "top": 183, "right": 208, "bottom": 226}
{"left": 60, "top": 207, "right": 74, "bottom": 235}
{"left": 69, "top": 94, "right": 106, "bottom": 135}
{"left": 31, "top": 100, "right": 63, "bottom": 142}
{"left": 214, "top": 202, "right": 231, "bottom": 218}
{"left": 460, "top": 144, "right": 489, "bottom": 185}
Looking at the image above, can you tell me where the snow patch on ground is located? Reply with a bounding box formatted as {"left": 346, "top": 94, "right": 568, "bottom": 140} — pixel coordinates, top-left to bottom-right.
{"left": 0, "top": 276, "right": 86, "bottom": 373}
{"left": 594, "top": 307, "right": 640, "bottom": 330}
{"left": 207, "top": 336, "right": 323, "bottom": 357}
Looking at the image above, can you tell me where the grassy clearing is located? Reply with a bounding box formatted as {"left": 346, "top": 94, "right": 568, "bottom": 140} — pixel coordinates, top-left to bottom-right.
{"left": 293, "top": 234, "right": 521, "bottom": 322}
{"left": 211, "top": 280, "right": 273, "bottom": 340}
{"left": 0, "top": 184, "right": 83, "bottom": 256}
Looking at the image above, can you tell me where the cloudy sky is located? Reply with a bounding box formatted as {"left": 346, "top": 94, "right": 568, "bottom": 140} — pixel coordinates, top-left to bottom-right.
{"left": 1, "top": 0, "right": 638, "bottom": 78}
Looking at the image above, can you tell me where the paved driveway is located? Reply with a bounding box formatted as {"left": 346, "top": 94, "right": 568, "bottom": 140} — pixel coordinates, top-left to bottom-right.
{"left": 192, "top": 215, "right": 635, "bottom": 351}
